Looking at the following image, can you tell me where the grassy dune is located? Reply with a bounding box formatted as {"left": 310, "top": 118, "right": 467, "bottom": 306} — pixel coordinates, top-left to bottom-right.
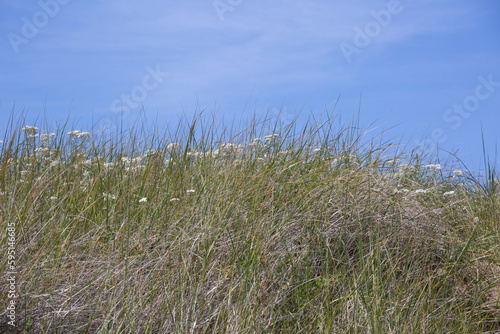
{"left": 1, "top": 113, "right": 499, "bottom": 333}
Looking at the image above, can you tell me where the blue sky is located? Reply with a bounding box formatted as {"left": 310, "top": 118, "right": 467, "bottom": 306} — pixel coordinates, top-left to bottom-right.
{"left": 1, "top": 0, "right": 499, "bottom": 171}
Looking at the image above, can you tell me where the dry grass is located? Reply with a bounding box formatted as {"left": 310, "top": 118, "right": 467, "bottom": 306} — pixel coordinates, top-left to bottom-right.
{"left": 1, "top": 112, "right": 499, "bottom": 333}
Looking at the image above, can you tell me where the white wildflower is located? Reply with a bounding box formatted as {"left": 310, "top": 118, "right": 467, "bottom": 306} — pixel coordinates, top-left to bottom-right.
{"left": 219, "top": 143, "right": 244, "bottom": 154}
{"left": 40, "top": 133, "right": 55, "bottom": 145}
{"left": 264, "top": 134, "right": 278, "bottom": 142}
{"left": 77, "top": 132, "right": 91, "bottom": 138}
{"left": 443, "top": 191, "right": 455, "bottom": 196}
{"left": 167, "top": 143, "right": 180, "bottom": 151}
{"left": 67, "top": 130, "right": 81, "bottom": 137}
{"left": 453, "top": 169, "right": 464, "bottom": 177}
{"left": 139, "top": 197, "right": 147, "bottom": 203}
{"left": 22, "top": 126, "right": 38, "bottom": 134}
{"left": 103, "top": 162, "right": 115, "bottom": 170}
{"left": 414, "top": 189, "right": 428, "bottom": 194}
{"left": 248, "top": 138, "right": 265, "bottom": 149}
{"left": 170, "top": 198, "right": 180, "bottom": 202}
{"left": 186, "top": 151, "right": 201, "bottom": 158}
{"left": 35, "top": 147, "right": 50, "bottom": 154}
{"left": 312, "top": 148, "right": 321, "bottom": 154}
{"left": 424, "top": 164, "right": 441, "bottom": 170}
{"left": 49, "top": 196, "right": 57, "bottom": 201}
{"left": 186, "top": 189, "right": 195, "bottom": 193}
{"left": 103, "top": 193, "right": 116, "bottom": 200}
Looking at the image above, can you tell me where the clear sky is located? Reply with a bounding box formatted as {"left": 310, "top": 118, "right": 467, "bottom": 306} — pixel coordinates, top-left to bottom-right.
{"left": 1, "top": 0, "right": 499, "bottom": 171}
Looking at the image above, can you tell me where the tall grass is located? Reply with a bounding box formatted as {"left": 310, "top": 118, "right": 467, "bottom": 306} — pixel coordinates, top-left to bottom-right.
{"left": 1, "top": 111, "right": 499, "bottom": 333}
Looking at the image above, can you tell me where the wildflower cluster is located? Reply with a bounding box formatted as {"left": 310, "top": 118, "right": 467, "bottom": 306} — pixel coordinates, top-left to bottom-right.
{"left": 6, "top": 124, "right": 474, "bottom": 214}
{"left": 22, "top": 126, "right": 39, "bottom": 136}
{"left": 68, "top": 130, "right": 91, "bottom": 138}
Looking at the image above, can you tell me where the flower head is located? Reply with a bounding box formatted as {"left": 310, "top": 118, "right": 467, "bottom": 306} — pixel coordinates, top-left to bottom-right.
{"left": 264, "top": 134, "right": 278, "bottom": 142}
{"left": 139, "top": 197, "right": 147, "bottom": 203}
{"left": 77, "top": 132, "right": 91, "bottom": 138}
{"left": 248, "top": 138, "right": 265, "bottom": 149}
{"left": 40, "top": 133, "right": 56, "bottom": 145}
{"left": 35, "top": 147, "right": 50, "bottom": 154}
{"left": 424, "top": 164, "right": 441, "bottom": 171}
{"left": 22, "top": 126, "right": 38, "bottom": 135}
{"left": 102, "top": 193, "right": 116, "bottom": 200}
{"left": 68, "top": 130, "right": 90, "bottom": 138}
{"left": 167, "top": 143, "right": 180, "bottom": 151}
{"left": 219, "top": 143, "right": 244, "bottom": 155}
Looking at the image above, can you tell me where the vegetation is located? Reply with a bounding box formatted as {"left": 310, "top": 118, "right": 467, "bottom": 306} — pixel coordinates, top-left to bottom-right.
{"left": 1, "top": 111, "right": 499, "bottom": 333}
